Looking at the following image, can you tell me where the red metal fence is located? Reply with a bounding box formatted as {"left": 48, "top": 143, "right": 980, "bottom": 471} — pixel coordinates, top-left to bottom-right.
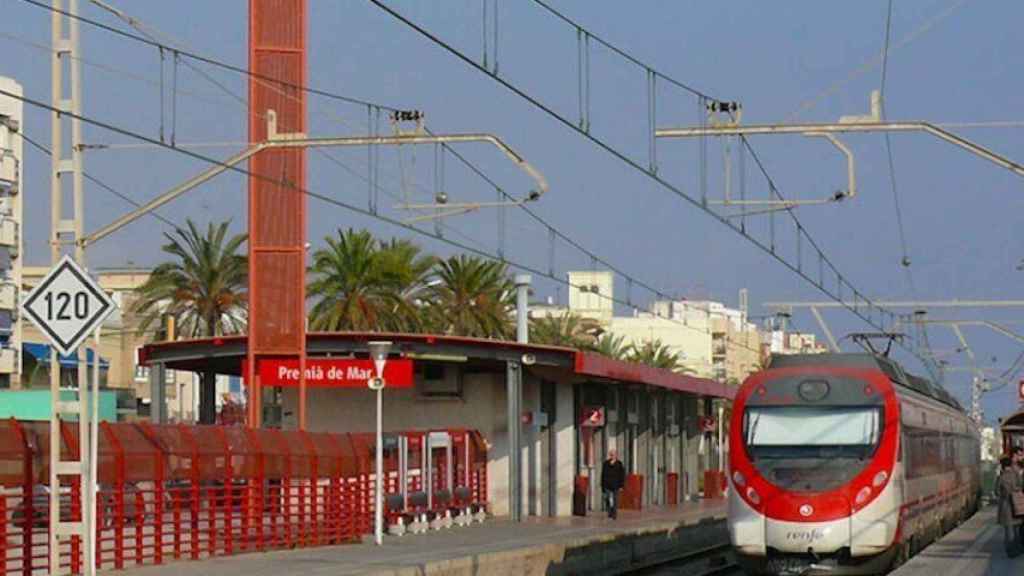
{"left": 0, "top": 420, "right": 487, "bottom": 574}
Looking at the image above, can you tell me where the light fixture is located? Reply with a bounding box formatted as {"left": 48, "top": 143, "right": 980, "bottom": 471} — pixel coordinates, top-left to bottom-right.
{"left": 368, "top": 341, "right": 393, "bottom": 378}
{"left": 366, "top": 340, "right": 393, "bottom": 547}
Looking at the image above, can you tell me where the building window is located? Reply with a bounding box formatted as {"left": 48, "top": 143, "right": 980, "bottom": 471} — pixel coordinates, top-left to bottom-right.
{"left": 134, "top": 364, "right": 150, "bottom": 382}
{"left": 417, "top": 364, "right": 463, "bottom": 399}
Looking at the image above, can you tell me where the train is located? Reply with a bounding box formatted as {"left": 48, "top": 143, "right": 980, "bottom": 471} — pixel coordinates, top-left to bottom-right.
{"left": 728, "top": 353, "right": 981, "bottom": 575}
{"left": 1001, "top": 407, "right": 1024, "bottom": 456}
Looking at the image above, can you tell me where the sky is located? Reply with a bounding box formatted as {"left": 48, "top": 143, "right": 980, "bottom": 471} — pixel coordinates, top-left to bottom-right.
{"left": 1, "top": 0, "right": 1022, "bottom": 423}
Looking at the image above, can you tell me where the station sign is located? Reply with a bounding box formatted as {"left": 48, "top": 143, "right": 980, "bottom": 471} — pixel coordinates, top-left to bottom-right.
{"left": 254, "top": 358, "right": 414, "bottom": 388}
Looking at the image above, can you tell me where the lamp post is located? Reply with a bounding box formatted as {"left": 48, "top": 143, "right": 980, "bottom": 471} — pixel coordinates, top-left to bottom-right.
{"left": 367, "top": 341, "right": 392, "bottom": 546}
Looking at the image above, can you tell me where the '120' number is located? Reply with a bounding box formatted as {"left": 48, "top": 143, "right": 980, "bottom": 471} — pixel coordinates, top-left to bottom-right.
{"left": 44, "top": 291, "right": 89, "bottom": 321}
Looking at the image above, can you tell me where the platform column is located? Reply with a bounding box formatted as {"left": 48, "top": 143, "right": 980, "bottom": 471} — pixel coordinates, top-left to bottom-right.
{"left": 507, "top": 360, "right": 522, "bottom": 522}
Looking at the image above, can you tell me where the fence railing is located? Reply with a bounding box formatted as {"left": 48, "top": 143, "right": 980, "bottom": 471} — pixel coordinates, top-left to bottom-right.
{"left": 0, "top": 419, "right": 488, "bottom": 575}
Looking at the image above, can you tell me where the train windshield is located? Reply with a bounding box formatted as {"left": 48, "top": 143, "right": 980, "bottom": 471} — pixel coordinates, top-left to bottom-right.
{"left": 744, "top": 406, "right": 883, "bottom": 492}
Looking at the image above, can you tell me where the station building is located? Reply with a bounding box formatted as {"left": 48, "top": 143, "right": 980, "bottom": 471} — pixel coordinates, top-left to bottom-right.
{"left": 141, "top": 332, "right": 734, "bottom": 517}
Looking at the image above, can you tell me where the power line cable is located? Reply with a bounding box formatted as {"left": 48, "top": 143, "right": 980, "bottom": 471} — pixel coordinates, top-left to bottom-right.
{"left": 18, "top": 131, "right": 182, "bottom": 231}
{"left": 20, "top": 0, "right": 718, "bottom": 330}
{"left": 879, "top": 0, "right": 914, "bottom": 286}
{"left": 787, "top": 0, "right": 974, "bottom": 122}
{"left": 0, "top": 86, "right": 766, "bottom": 358}
{"left": 364, "top": 0, "right": 922, "bottom": 364}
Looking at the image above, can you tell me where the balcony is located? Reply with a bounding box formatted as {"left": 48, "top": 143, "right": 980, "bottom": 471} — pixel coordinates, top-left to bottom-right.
{"left": 0, "top": 283, "right": 13, "bottom": 310}
{"left": 0, "top": 347, "right": 16, "bottom": 374}
{"left": 0, "top": 219, "right": 16, "bottom": 250}
{"left": 0, "top": 153, "right": 16, "bottom": 189}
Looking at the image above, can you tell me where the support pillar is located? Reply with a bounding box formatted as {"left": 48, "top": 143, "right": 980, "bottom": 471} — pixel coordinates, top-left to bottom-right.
{"left": 507, "top": 360, "right": 522, "bottom": 522}
{"left": 515, "top": 274, "right": 530, "bottom": 344}
{"left": 149, "top": 362, "right": 167, "bottom": 424}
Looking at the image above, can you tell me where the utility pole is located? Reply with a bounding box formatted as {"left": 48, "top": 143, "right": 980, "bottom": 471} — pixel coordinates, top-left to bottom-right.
{"left": 50, "top": 1, "right": 94, "bottom": 574}
{"left": 506, "top": 274, "right": 530, "bottom": 522}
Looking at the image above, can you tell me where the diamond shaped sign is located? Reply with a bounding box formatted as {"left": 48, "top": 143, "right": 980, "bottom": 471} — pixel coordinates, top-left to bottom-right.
{"left": 21, "top": 255, "right": 116, "bottom": 357}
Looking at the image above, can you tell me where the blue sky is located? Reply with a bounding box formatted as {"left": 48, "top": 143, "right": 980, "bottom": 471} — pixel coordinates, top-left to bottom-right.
{"left": 2, "top": 1, "right": 1022, "bottom": 423}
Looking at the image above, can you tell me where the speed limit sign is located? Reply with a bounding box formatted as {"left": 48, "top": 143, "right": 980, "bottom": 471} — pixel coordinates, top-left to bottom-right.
{"left": 21, "top": 255, "right": 116, "bottom": 356}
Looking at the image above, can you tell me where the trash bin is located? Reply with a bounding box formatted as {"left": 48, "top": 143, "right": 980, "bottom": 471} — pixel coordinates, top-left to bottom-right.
{"left": 704, "top": 470, "right": 723, "bottom": 499}
{"left": 621, "top": 474, "right": 644, "bottom": 510}
{"left": 572, "top": 475, "right": 589, "bottom": 516}
{"left": 666, "top": 472, "right": 679, "bottom": 505}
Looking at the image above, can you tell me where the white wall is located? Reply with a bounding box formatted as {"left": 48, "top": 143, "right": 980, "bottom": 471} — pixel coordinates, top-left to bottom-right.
{"left": 280, "top": 367, "right": 579, "bottom": 518}
{"left": 611, "top": 314, "right": 714, "bottom": 377}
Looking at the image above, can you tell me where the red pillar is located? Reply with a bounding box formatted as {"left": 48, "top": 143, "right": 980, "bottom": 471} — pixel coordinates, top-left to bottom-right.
{"left": 249, "top": 0, "right": 308, "bottom": 430}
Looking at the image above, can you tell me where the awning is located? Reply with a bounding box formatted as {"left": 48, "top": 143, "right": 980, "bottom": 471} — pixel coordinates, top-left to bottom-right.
{"left": 23, "top": 342, "right": 110, "bottom": 369}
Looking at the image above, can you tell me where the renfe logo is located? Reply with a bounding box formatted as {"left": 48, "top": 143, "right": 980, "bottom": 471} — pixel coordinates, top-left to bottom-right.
{"left": 786, "top": 528, "right": 827, "bottom": 542}
{"left": 254, "top": 358, "right": 414, "bottom": 388}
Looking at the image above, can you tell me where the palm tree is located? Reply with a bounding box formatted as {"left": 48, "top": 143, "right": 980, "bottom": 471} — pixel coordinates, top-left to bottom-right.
{"left": 375, "top": 237, "right": 437, "bottom": 329}
{"left": 629, "top": 338, "right": 695, "bottom": 374}
{"left": 307, "top": 229, "right": 435, "bottom": 332}
{"left": 592, "top": 333, "right": 632, "bottom": 360}
{"left": 425, "top": 255, "right": 514, "bottom": 338}
{"left": 133, "top": 220, "right": 247, "bottom": 424}
{"left": 529, "top": 311, "right": 602, "bottom": 348}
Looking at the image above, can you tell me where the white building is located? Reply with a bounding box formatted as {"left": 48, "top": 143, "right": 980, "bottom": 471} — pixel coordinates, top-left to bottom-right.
{"left": 0, "top": 78, "right": 23, "bottom": 387}
{"left": 763, "top": 330, "right": 829, "bottom": 356}
{"left": 534, "top": 271, "right": 762, "bottom": 382}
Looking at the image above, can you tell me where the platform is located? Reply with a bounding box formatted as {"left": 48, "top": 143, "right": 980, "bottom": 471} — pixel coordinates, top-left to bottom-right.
{"left": 109, "top": 500, "right": 726, "bottom": 576}
{"left": 892, "top": 506, "right": 1024, "bottom": 576}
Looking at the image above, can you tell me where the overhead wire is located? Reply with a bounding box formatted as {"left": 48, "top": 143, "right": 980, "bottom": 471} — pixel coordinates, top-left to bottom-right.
{"left": 18, "top": 131, "right": 182, "bottom": 231}
{"left": 364, "top": 0, "right": 925, "bottom": 365}
{"left": 786, "top": 0, "right": 975, "bottom": 122}
{"left": 20, "top": 0, "right": 722, "bottom": 338}
{"left": 879, "top": 0, "right": 915, "bottom": 289}
{"left": 0, "top": 86, "right": 767, "bottom": 358}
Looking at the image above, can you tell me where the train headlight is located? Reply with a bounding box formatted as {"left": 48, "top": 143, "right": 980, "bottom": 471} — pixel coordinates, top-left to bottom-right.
{"left": 798, "top": 379, "right": 830, "bottom": 402}
{"left": 732, "top": 471, "right": 746, "bottom": 488}
{"left": 746, "top": 487, "right": 761, "bottom": 506}
{"left": 872, "top": 471, "right": 888, "bottom": 488}
{"left": 855, "top": 486, "right": 872, "bottom": 506}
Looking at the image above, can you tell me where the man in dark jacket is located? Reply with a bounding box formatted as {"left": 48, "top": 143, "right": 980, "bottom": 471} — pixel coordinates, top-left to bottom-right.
{"left": 601, "top": 449, "right": 626, "bottom": 519}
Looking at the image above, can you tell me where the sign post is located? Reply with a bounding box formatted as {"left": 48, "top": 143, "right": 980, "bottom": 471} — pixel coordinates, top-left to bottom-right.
{"left": 21, "top": 254, "right": 115, "bottom": 576}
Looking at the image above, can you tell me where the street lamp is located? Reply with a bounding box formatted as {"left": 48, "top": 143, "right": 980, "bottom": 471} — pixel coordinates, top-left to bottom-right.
{"left": 367, "top": 341, "right": 392, "bottom": 546}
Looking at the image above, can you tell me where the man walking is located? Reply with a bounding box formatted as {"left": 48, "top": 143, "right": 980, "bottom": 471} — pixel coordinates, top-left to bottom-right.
{"left": 601, "top": 449, "right": 626, "bottom": 520}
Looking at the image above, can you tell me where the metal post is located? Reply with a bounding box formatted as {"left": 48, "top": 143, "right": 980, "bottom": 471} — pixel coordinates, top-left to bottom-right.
{"left": 366, "top": 341, "right": 391, "bottom": 545}
{"left": 51, "top": 1, "right": 92, "bottom": 572}
{"left": 515, "top": 275, "right": 531, "bottom": 344}
{"left": 375, "top": 386, "right": 383, "bottom": 545}
{"left": 507, "top": 360, "right": 521, "bottom": 521}
{"left": 717, "top": 404, "right": 724, "bottom": 472}
{"left": 88, "top": 328, "right": 100, "bottom": 571}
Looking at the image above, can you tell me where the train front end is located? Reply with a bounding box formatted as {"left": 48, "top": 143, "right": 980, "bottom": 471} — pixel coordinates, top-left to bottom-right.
{"left": 728, "top": 357, "right": 900, "bottom": 575}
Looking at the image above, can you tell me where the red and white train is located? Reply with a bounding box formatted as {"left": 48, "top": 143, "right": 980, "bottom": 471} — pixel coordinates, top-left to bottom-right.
{"left": 728, "top": 353, "right": 980, "bottom": 575}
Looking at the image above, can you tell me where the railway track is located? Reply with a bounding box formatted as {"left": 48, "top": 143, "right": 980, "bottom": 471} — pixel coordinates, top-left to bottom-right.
{"left": 631, "top": 543, "right": 742, "bottom": 575}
